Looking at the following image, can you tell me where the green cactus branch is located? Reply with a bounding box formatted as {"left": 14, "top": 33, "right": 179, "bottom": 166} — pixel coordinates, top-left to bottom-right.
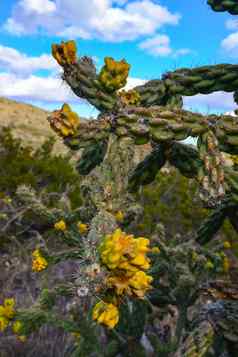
{"left": 133, "top": 64, "right": 238, "bottom": 108}
{"left": 61, "top": 56, "right": 118, "bottom": 112}
{"left": 196, "top": 195, "right": 233, "bottom": 244}
{"left": 207, "top": 0, "right": 238, "bottom": 14}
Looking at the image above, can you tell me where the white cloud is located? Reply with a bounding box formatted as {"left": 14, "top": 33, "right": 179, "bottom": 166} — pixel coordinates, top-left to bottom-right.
{"left": 221, "top": 31, "right": 238, "bottom": 57}
{"left": 4, "top": 19, "right": 26, "bottom": 36}
{"left": 138, "top": 34, "right": 192, "bottom": 57}
{"left": 122, "top": 77, "right": 148, "bottom": 90}
{"left": 139, "top": 35, "right": 172, "bottom": 56}
{"left": 20, "top": 0, "right": 56, "bottom": 15}
{"left": 225, "top": 18, "right": 238, "bottom": 31}
{"left": 173, "top": 48, "right": 192, "bottom": 57}
{"left": 0, "top": 44, "right": 59, "bottom": 75}
{"left": 3, "top": 0, "right": 180, "bottom": 42}
{"left": 183, "top": 91, "right": 236, "bottom": 113}
{"left": 0, "top": 72, "right": 79, "bottom": 103}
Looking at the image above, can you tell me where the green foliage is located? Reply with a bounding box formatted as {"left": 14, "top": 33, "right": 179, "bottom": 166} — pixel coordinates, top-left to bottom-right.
{"left": 0, "top": 127, "right": 82, "bottom": 206}
{"left": 134, "top": 168, "right": 208, "bottom": 237}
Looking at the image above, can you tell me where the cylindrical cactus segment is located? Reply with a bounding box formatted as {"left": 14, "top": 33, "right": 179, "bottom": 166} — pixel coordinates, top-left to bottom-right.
{"left": 128, "top": 145, "right": 167, "bottom": 192}
{"left": 197, "top": 130, "right": 226, "bottom": 205}
{"left": 76, "top": 141, "right": 108, "bottom": 175}
{"left": 207, "top": 0, "right": 238, "bottom": 14}
{"left": 134, "top": 64, "right": 238, "bottom": 108}
{"left": 168, "top": 142, "right": 202, "bottom": 178}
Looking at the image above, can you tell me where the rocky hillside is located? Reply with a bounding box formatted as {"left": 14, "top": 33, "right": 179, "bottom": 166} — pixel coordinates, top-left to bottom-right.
{"left": 0, "top": 97, "right": 73, "bottom": 154}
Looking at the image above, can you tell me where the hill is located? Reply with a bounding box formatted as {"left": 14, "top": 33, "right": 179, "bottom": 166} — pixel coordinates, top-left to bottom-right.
{"left": 0, "top": 97, "right": 75, "bottom": 154}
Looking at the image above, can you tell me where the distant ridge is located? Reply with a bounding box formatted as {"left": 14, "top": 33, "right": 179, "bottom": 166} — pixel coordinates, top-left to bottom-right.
{"left": 0, "top": 97, "right": 78, "bottom": 154}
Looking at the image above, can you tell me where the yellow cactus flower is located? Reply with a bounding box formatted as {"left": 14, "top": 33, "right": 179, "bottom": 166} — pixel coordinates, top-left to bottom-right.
{"left": 107, "top": 275, "right": 131, "bottom": 296}
{"left": 12, "top": 319, "right": 26, "bottom": 341}
{"left": 107, "top": 271, "right": 153, "bottom": 298}
{"left": 77, "top": 222, "right": 88, "bottom": 234}
{"left": 219, "top": 251, "right": 226, "bottom": 258}
{"left": 32, "top": 256, "right": 48, "bottom": 272}
{"left": 48, "top": 103, "right": 80, "bottom": 138}
{"left": 51, "top": 40, "right": 77, "bottom": 66}
{"left": 98, "top": 57, "right": 130, "bottom": 92}
{"left": 0, "top": 316, "right": 9, "bottom": 331}
{"left": 32, "top": 249, "right": 41, "bottom": 258}
{"left": 3, "top": 298, "right": 15, "bottom": 307}
{"left": 99, "top": 228, "right": 133, "bottom": 270}
{"left": 223, "top": 241, "right": 231, "bottom": 249}
{"left": 130, "top": 237, "right": 151, "bottom": 268}
{"left": 230, "top": 154, "right": 238, "bottom": 166}
{"left": 151, "top": 247, "right": 160, "bottom": 254}
{"left": 17, "top": 335, "right": 27, "bottom": 342}
{"left": 12, "top": 320, "right": 23, "bottom": 334}
{"left": 115, "top": 210, "right": 124, "bottom": 223}
{"left": 72, "top": 331, "right": 81, "bottom": 339}
{"left": 191, "top": 251, "right": 198, "bottom": 261}
{"left": 0, "top": 298, "right": 15, "bottom": 319}
{"left": 205, "top": 260, "right": 214, "bottom": 270}
{"left": 99, "top": 228, "right": 151, "bottom": 272}
{"left": 119, "top": 89, "right": 141, "bottom": 106}
{"left": 32, "top": 250, "right": 48, "bottom": 272}
{"left": 92, "top": 301, "right": 119, "bottom": 329}
{"left": 128, "top": 271, "right": 153, "bottom": 298}
{"left": 2, "top": 196, "right": 12, "bottom": 204}
{"left": 223, "top": 256, "right": 230, "bottom": 273}
{"left": 54, "top": 220, "right": 67, "bottom": 231}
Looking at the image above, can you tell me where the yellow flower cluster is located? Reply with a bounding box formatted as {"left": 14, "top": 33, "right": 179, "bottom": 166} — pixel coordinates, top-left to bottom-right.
{"left": 223, "top": 256, "right": 230, "bottom": 273}
{"left": 0, "top": 298, "right": 15, "bottom": 332}
{"left": 77, "top": 222, "right": 88, "bottom": 234}
{"left": 99, "top": 228, "right": 151, "bottom": 272}
{"left": 107, "top": 270, "right": 153, "bottom": 298}
{"left": 92, "top": 301, "right": 119, "bottom": 329}
{"left": 49, "top": 103, "right": 80, "bottom": 138}
{"left": 92, "top": 229, "right": 153, "bottom": 329}
{"left": 230, "top": 154, "right": 238, "bottom": 166}
{"left": 205, "top": 260, "right": 214, "bottom": 270}
{"left": 98, "top": 57, "right": 130, "bottom": 92}
{"left": 114, "top": 210, "right": 124, "bottom": 223}
{"left": 52, "top": 40, "right": 77, "bottom": 66}
{"left": 223, "top": 241, "right": 231, "bottom": 249}
{"left": 118, "top": 89, "right": 141, "bottom": 106}
{"left": 12, "top": 320, "right": 27, "bottom": 342}
{"left": 54, "top": 219, "right": 67, "bottom": 231}
{"left": 71, "top": 331, "right": 81, "bottom": 342}
{"left": 32, "top": 249, "right": 48, "bottom": 272}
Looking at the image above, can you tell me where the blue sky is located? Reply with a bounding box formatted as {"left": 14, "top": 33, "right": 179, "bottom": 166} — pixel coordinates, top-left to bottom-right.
{"left": 0, "top": 0, "right": 238, "bottom": 118}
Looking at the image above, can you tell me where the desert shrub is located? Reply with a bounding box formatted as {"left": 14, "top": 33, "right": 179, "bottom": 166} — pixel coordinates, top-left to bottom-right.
{"left": 135, "top": 168, "right": 208, "bottom": 236}
{"left": 0, "top": 127, "right": 82, "bottom": 207}
{"left": 135, "top": 168, "right": 237, "bottom": 242}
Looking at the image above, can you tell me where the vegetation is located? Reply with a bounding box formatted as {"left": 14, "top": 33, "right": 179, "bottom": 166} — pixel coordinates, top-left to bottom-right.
{"left": 0, "top": 1, "right": 238, "bottom": 356}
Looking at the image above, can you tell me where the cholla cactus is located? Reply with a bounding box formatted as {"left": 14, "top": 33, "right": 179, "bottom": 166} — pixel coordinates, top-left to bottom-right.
{"left": 207, "top": 0, "right": 238, "bottom": 14}
{"left": 2, "top": 2, "right": 238, "bottom": 356}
